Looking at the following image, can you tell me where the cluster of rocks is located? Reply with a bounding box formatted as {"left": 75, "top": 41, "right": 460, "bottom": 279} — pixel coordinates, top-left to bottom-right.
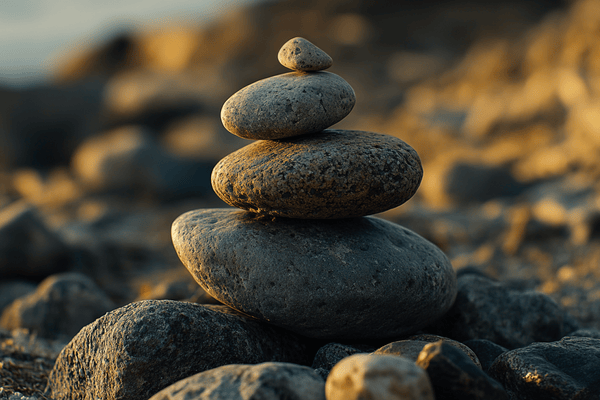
{"left": 36, "top": 38, "right": 600, "bottom": 400}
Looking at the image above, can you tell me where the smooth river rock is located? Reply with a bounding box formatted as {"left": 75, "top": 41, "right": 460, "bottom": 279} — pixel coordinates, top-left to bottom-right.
{"left": 220, "top": 72, "right": 355, "bottom": 140}
{"left": 171, "top": 208, "right": 456, "bottom": 340}
{"left": 278, "top": 37, "right": 333, "bottom": 71}
{"left": 211, "top": 129, "right": 423, "bottom": 219}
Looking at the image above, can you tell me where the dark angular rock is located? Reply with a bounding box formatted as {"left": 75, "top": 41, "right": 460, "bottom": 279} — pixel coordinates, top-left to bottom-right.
{"left": 416, "top": 341, "right": 508, "bottom": 400}
{"left": 0, "top": 202, "right": 70, "bottom": 280}
{"left": 463, "top": 339, "right": 509, "bottom": 373}
{"left": 148, "top": 362, "right": 326, "bottom": 400}
{"left": 311, "top": 343, "right": 373, "bottom": 378}
{"left": 0, "top": 272, "right": 115, "bottom": 340}
{"left": 45, "top": 300, "right": 315, "bottom": 400}
{"left": 488, "top": 336, "right": 600, "bottom": 400}
{"left": 432, "top": 274, "right": 566, "bottom": 349}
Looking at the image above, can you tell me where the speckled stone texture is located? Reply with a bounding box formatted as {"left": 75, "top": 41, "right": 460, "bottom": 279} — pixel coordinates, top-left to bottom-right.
{"left": 148, "top": 362, "right": 326, "bottom": 400}
{"left": 220, "top": 72, "right": 355, "bottom": 140}
{"left": 211, "top": 130, "right": 423, "bottom": 219}
{"left": 278, "top": 37, "right": 333, "bottom": 71}
{"left": 488, "top": 337, "right": 600, "bottom": 400}
{"left": 45, "top": 300, "right": 314, "bottom": 400}
{"left": 171, "top": 208, "right": 456, "bottom": 340}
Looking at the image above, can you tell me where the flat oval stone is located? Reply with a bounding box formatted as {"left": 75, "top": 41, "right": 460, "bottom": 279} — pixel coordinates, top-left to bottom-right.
{"left": 220, "top": 72, "right": 355, "bottom": 140}
{"left": 278, "top": 37, "right": 333, "bottom": 71}
{"left": 171, "top": 208, "right": 457, "bottom": 341}
{"left": 211, "top": 129, "right": 423, "bottom": 219}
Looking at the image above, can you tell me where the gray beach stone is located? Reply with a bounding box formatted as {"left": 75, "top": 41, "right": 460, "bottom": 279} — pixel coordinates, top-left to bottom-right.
{"left": 220, "top": 72, "right": 355, "bottom": 140}
{"left": 416, "top": 341, "right": 508, "bottom": 400}
{"left": 148, "top": 362, "right": 325, "bottom": 400}
{"left": 171, "top": 208, "right": 456, "bottom": 340}
{"left": 488, "top": 336, "right": 600, "bottom": 400}
{"left": 326, "top": 353, "right": 435, "bottom": 400}
{"left": 278, "top": 37, "right": 333, "bottom": 71}
{"left": 0, "top": 272, "right": 114, "bottom": 340}
{"left": 46, "top": 300, "right": 313, "bottom": 400}
{"left": 211, "top": 129, "right": 423, "bottom": 219}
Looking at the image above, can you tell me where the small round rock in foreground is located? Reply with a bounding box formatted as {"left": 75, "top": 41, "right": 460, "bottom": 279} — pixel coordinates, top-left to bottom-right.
{"left": 278, "top": 37, "right": 333, "bottom": 71}
{"left": 220, "top": 72, "right": 355, "bottom": 140}
{"left": 171, "top": 209, "right": 457, "bottom": 340}
{"left": 212, "top": 129, "right": 423, "bottom": 219}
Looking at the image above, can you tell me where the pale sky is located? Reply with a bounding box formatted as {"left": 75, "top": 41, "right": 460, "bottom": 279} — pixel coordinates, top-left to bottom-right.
{"left": 0, "top": 0, "right": 257, "bottom": 87}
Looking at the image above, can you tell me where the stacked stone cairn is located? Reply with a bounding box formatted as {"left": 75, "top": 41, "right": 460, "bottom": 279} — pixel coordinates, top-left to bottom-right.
{"left": 172, "top": 37, "right": 457, "bottom": 342}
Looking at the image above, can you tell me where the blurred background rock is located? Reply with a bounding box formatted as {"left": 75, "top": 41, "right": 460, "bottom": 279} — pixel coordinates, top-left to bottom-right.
{"left": 3, "top": 0, "right": 600, "bottom": 340}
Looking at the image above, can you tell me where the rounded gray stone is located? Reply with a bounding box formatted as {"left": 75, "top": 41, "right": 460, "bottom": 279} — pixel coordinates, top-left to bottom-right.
{"left": 211, "top": 129, "right": 423, "bottom": 219}
{"left": 171, "top": 208, "right": 457, "bottom": 340}
{"left": 149, "top": 362, "right": 325, "bottom": 400}
{"left": 220, "top": 72, "right": 355, "bottom": 140}
{"left": 278, "top": 37, "right": 333, "bottom": 71}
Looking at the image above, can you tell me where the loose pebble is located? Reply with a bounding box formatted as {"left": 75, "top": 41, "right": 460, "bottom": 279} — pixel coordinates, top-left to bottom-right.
{"left": 278, "top": 37, "right": 333, "bottom": 71}
{"left": 148, "top": 362, "right": 325, "bottom": 400}
{"left": 326, "top": 353, "right": 435, "bottom": 400}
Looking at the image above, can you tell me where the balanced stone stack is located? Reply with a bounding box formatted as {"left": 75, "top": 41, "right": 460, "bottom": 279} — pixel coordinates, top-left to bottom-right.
{"left": 172, "top": 37, "right": 457, "bottom": 341}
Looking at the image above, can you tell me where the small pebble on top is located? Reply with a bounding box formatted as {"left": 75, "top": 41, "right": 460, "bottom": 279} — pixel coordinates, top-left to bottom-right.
{"left": 278, "top": 37, "right": 333, "bottom": 71}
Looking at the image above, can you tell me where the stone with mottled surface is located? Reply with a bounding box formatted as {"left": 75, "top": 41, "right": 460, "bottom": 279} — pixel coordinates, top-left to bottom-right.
{"left": 220, "top": 72, "right": 355, "bottom": 140}
{"left": 171, "top": 208, "right": 456, "bottom": 340}
{"left": 45, "top": 300, "right": 313, "bottom": 400}
{"left": 488, "top": 336, "right": 600, "bottom": 400}
{"left": 278, "top": 37, "right": 333, "bottom": 71}
{"left": 326, "top": 354, "right": 435, "bottom": 400}
{"left": 211, "top": 130, "right": 422, "bottom": 219}
{"left": 148, "top": 362, "right": 325, "bottom": 400}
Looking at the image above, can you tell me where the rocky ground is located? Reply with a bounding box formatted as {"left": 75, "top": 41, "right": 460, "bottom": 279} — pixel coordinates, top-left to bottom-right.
{"left": 2, "top": 0, "right": 600, "bottom": 398}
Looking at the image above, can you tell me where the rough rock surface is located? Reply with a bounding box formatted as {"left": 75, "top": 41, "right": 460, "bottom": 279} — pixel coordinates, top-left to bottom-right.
{"left": 45, "top": 300, "right": 314, "bottom": 400}
{"left": 374, "top": 334, "right": 481, "bottom": 367}
{"left": 433, "top": 274, "right": 567, "bottom": 349}
{"left": 0, "top": 272, "right": 114, "bottom": 340}
{"left": 326, "top": 353, "right": 435, "bottom": 400}
{"left": 278, "top": 37, "right": 333, "bottom": 71}
{"left": 211, "top": 129, "right": 423, "bottom": 219}
{"left": 489, "top": 336, "right": 600, "bottom": 400}
{"left": 148, "top": 362, "right": 325, "bottom": 400}
{"left": 220, "top": 72, "right": 355, "bottom": 140}
{"left": 416, "top": 341, "right": 508, "bottom": 400}
{"left": 172, "top": 208, "right": 456, "bottom": 340}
